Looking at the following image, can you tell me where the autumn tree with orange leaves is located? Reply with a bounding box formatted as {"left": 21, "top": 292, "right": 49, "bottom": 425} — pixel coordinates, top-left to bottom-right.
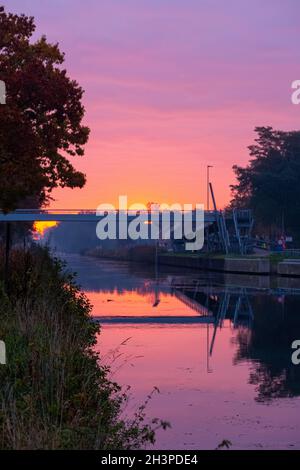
{"left": 0, "top": 5, "right": 90, "bottom": 212}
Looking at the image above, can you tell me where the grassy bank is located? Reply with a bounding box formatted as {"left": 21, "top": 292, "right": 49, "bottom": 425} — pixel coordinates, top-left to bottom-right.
{"left": 0, "top": 246, "right": 167, "bottom": 449}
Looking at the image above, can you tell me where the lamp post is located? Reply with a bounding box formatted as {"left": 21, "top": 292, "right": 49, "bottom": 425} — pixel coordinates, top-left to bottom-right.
{"left": 207, "top": 165, "right": 213, "bottom": 211}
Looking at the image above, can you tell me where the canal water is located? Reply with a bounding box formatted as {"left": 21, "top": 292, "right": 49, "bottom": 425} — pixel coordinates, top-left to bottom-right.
{"left": 62, "top": 254, "right": 300, "bottom": 450}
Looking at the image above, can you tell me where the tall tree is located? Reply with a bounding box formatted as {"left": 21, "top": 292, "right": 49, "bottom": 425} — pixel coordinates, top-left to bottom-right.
{"left": 230, "top": 126, "right": 300, "bottom": 238}
{"left": 0, "top": 5, "right": 90, "bottom": 212}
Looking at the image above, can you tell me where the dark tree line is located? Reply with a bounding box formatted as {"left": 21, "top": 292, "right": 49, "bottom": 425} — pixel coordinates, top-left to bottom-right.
{"left": 231, "top": 126, "right": 300, "bottom": 241}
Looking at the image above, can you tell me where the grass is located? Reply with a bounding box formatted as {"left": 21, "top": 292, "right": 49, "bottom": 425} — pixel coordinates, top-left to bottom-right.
{"left": 0, "top": 245, "right": 168, "bottom": 449}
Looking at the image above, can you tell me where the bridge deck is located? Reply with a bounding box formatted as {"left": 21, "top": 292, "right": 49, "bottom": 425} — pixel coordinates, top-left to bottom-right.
{"left": 0, "top": 209, "right": 216, "bottom": 223}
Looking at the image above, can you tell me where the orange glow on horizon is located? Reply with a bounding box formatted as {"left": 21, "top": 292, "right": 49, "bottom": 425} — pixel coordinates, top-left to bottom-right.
{"left": 33, "top": 221, "right": 58, "bottom": 239}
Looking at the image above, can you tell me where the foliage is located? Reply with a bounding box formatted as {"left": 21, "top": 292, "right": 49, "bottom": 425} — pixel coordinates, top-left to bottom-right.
{"left": 0, "top": 5, "right": 89, "bottom": 212}
{"left": 230, "top": 126, "right": 300, "bottom": 239}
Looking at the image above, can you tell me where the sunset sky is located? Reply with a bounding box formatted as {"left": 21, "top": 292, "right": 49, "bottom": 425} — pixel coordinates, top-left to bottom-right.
{"left": 6, "top": 0, "right": 300, "bottom": 209}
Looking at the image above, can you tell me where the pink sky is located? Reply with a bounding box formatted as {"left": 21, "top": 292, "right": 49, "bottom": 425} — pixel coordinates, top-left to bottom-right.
{"left": 6, "top": 0, "right": 300, "bottom": 208}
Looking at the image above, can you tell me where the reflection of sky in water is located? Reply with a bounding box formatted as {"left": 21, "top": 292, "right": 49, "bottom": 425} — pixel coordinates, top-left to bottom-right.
{"left": 63, "top": 254, "right": 300, "bottom": 450}
{"left": 87, "top": 291, "right": 199, "bottom": 317}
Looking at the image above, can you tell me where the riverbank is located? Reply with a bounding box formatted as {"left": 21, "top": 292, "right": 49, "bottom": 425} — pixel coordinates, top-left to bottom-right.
{"left": 159, "top": 253, "right": 300, "bottom": 277}
{"left": 0, "top": 246, "right": 165, "bottom": 449}
{"left": 159, "top": 253, "right": 270, "bottom": 274}
{"left": 85, "top": 247, "right": 300, "bottom": 277}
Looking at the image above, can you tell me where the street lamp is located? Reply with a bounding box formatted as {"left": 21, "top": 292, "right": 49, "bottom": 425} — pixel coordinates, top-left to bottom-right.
{"left": 207, "top": 165, "right": 213, "bottom": 211}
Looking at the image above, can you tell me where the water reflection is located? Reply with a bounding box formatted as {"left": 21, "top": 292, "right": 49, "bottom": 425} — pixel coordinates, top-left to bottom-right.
{"left": 170, "top": 277, "right": 300, "bottom": 403}
{"left": 62, "top": 254, "right": 300, "bottom": 449}
{"left": 234, "top": 295, "right": 300, "bottom": 402}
